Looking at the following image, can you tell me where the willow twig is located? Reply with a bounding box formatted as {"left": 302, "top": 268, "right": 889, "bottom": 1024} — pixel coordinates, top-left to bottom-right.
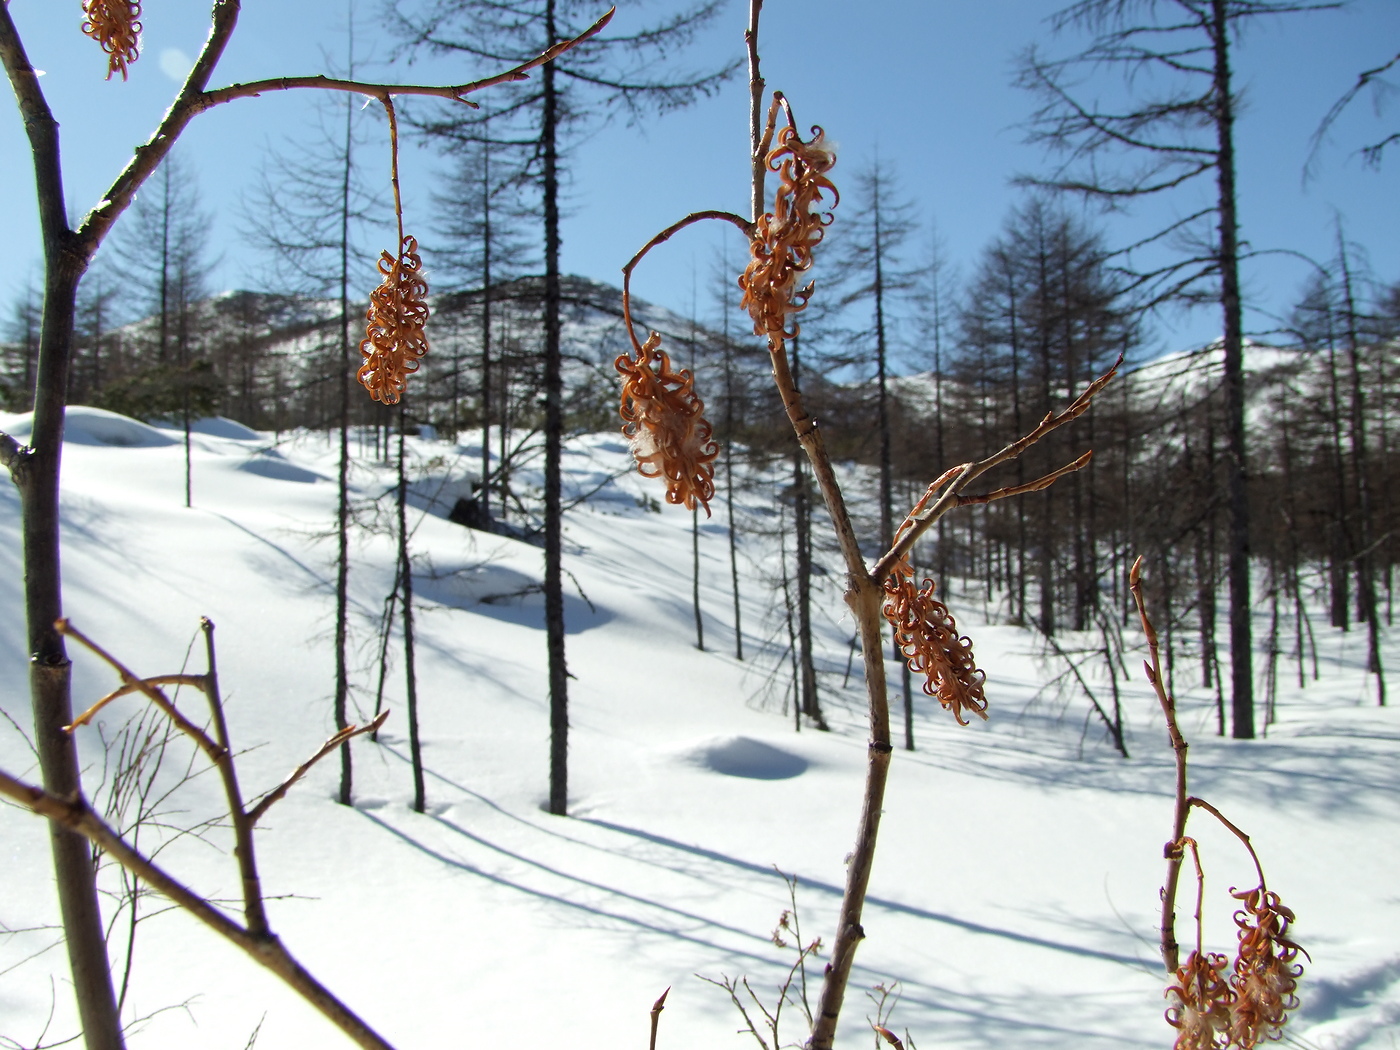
{"left": 1131, "top": 556, "right": 1191, "bottom": 972}
{"left": 248, "top": 711, "right": 390, "bottom": 827}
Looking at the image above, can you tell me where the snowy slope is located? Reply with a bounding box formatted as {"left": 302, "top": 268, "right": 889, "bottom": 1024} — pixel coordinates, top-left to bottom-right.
{"left": 0, "top": 406, "right": 1397, "bottom": 1050}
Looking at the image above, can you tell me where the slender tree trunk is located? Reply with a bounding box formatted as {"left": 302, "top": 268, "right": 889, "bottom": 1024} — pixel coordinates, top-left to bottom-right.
{"left": 336, "top": 85, "right": 355, "bottom": 805}
{"left": 542, "top": 0, "right": 570, "bottom": 816}
{"left": 398, "top": 406, "right": 424, "bottom": 813}
{"left": 1, "top": 16, "right": 126, "bottom": 1042}
{"left": 1212, "top": 0, "right": 1254, "bottom": 739}
{"left": 791, "top": 332, "right": 823, "bottom": 728}
{"left": 481, "top": 142, "right": 493, "bottom": 517}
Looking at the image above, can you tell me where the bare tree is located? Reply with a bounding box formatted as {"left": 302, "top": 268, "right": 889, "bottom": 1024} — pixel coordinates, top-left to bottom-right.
{"left": 394, "top": 0, "right": 737, "bottom": 816}
{"left": 1018, "top": 0, "right": 1341, "bottom": 739}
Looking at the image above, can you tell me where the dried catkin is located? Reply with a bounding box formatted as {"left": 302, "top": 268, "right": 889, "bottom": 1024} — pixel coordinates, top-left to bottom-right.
{"left": 81, "top": 0, "right": 142, "bottom": 80}
{"left": 739, "top": 125, "right": 838, "bottom": 344}
{"left": 1228, "top": 888, "right": 1303, "bottom": 1048}
{"left": 1166, "top": 950, "right": 1235, "bottom": 1050}
{"left": 881, "top": 555, "right": 988, "bottom": 725}
{"left": 358, "top": 235, "right": 429, "bottom": 405}
{"left": 615, "top": 331, "right": 719, "bottom": 514}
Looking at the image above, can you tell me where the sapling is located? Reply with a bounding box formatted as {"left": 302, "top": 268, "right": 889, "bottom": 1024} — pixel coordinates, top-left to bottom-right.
{"left": 611, "top": 3, "right": 1114, "bottom": 1045}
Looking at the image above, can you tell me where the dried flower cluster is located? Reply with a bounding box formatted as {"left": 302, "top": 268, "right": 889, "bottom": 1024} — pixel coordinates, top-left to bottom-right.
{"left": 615, "top": 332, "right": 719, "bottom": 514}
{"left": 738, "top": 124, "right": 838, "bottom": 343}
{"left": 82, "top": 0, "right": 142, "bottom": 80}
{"left": 881, "top": 553, "right": 987, "bottom": 726}
{"left": 358, "top": 235, "right": 430, "bottom": 405}
{"left": 1167, "top": 951, "right": 1235, "bottom": 1050}
{"left": 1164, "top": 887, "right": 1304, "bottom": 1050}
{"left": 1228, "top": 888, "right": 1303, "bottom": 1047}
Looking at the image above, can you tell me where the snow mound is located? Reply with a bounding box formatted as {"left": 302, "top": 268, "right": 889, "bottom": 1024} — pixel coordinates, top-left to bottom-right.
{"left": 191, "top": 417, "right": 262, "bottom": 441}
{"left": 61, "top": 407, "right": 177, "bottom": 447}
{"left": 238, "top": 450, "right": 324, "bottom": 484}
{"left": 683, "top": 736, "right": 809, "bottom": 780}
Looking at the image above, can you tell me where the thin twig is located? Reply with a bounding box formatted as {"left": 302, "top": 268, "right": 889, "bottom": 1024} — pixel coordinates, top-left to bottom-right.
{"left": 1129, "top": 557, "right": 1190, "bottom": 972}
{"left": 248, "top": 711, "right": 389, "bottom": 827}
{"left": 872, "top": 357, "right": 1119, "bottom": 583}
{"left": 57, "top": 620, "right": 224, "bottom": 764}
{"left": 67, "top": 675, "right": 208, "bottom": 730}
{"left": 649, "top": 987, "right": 669, "bottom": 1050}
{"left": 621, "top": 210, "right": 753, "bottom": 353}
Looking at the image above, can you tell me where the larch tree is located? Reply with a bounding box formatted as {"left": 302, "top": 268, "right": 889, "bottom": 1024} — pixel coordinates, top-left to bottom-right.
{"left": 1018, "top": 0, "right": 1341, "bottom": 739}
{"left": 241, "top": 30, "right": 386, "bottom": 805}
{"left": 391, "top": 0, "right": 735, "bottom": 815}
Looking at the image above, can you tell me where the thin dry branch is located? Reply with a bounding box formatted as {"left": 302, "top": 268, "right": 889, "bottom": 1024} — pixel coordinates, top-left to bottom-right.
{"left": 872, "top": 358, "right": 1119, "bottom": 583}
{"left": 248, "top": 711, "right": 389, "bottom": 827}
{"left": 57, "top": 620, "right": 223, "bottom": 765}
{"left": 67, "top": 675, "right": 207, "bottom": 730}
{"left": 1129, "top": 556, "right": 1191, "bottom": 972}
{"left": 0, "top": 767, "right": 396, "bottom": 1050}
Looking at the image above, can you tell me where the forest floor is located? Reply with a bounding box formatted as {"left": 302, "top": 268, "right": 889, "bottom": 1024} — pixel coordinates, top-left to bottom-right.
{"left": 1, "top": 407, "right": 1397, "bottom": 1050}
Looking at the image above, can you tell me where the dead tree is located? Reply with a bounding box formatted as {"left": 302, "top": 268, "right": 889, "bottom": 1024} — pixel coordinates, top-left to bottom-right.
{"left": 1018, "top": 0, "right": 1341, "bottom": 739}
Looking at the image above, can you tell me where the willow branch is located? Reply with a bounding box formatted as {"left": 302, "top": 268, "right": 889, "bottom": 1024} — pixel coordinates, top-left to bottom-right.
{"left": 0, "top": 432, "right": 27, "bottom": 476}
{"left": 0, "top": 768, "right": 397, "bottom": 1050}
{"left": 67, "top": 675, "right": 208, "bottom": 730}
{"left": 746, "top": 0, "right": 766, "bottom": 221}
{"left": 57, "top": 620, "right": 224, "bottom": 765}
{"left": 1129, "top": 557, "right": 1190, "bottom": 972}
{"left": 620, "top": 210, "right": 753, "bottom": 352}
{"left": 954, "top": 451, "right": 1093, "bottom": 508}
{"left": 248, "top": 711, "right": 389, "bottom": 827}
{"left": 194, "top": 618, "right": 269, "bottom": 936}
{"left": 1186, "top": 796, "right": 1267, "bottom": 890}
{"left": 74, "top": 7, "right": 614, "bottom": 258}
{"left": 649, "top": 987, "right": 669, "bottom": 1050}
{"left": 872, "top": 357, "right": 1119, "bottom": 583}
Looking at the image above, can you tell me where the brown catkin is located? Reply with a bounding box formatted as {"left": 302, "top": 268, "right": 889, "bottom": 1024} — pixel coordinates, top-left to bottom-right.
{"left": 738, "top": 124, "right": 838, "bottom": 345}
{"left": 358, "top": 235, "right": 429, "bottom": 405}
{"left": 615, "top": 331, "right": 719, "bottom": 514}
{"left": 81, "top": 0, "right": 142, "bottom": 80}
{"left": 881, "top": 553, "right": 988, "bottom": 726}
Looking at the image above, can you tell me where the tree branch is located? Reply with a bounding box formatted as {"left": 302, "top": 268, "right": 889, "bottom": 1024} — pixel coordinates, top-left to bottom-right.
{"left": 74, "top": 6, "right": 615, "bottom": 259}
{"left": 247, "top": 711, "right": 389, "bottom": 827}
{"left": 871, "top": 357, "right": 1120, "bottom": 582}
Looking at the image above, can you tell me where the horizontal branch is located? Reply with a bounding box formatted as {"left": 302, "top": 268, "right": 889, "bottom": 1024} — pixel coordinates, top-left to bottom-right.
{"left": 67, "top": 674, "right": 208, "bottom": 730}
{"left": 75, "top": 7, "right": 613, "bottom": 258}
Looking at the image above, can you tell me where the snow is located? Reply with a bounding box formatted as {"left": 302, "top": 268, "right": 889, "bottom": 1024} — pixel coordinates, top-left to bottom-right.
{"left": 0, "top": 407, "right": 1397, "bottom": 1049}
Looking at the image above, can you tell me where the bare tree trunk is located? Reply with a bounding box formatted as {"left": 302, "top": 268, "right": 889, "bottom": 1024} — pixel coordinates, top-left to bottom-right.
{"left": 542, "top": 0, "right": 570, "bottom": 817}
{"left": 397, "top": 406, "right": 424, "bottom": 813}
{"left": 0, "top": 14, "right": 126, "bottom": 1043}
{"left": 1212, "top": 0, "right": 1254, "bottom": 739}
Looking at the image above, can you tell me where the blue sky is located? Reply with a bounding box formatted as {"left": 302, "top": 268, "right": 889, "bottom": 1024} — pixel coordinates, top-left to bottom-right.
{"left": 2, "top": 0, "right": 1398, "bottom": 360}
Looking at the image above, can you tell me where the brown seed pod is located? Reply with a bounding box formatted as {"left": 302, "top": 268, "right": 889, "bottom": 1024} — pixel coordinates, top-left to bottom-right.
{"left": 81, "top": 0, "right": 142, "bottom": 81}
{"left": 1228, "top": 887, "right": 1304, "bottom": 1048}
{"left": 358, "top": 235, "right": 430, "bottom": 405}
{"left": 1166, "top": 950, "right": 1235, "bottom": 1050}
{"left": 738, "top": 125, "right": 838, "bottom": 343}
{"left": 615, "top": 331, "right": 719, "bottom": 514}
{"left": 881, "top": 553, "right": 988, "bottom": 725}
